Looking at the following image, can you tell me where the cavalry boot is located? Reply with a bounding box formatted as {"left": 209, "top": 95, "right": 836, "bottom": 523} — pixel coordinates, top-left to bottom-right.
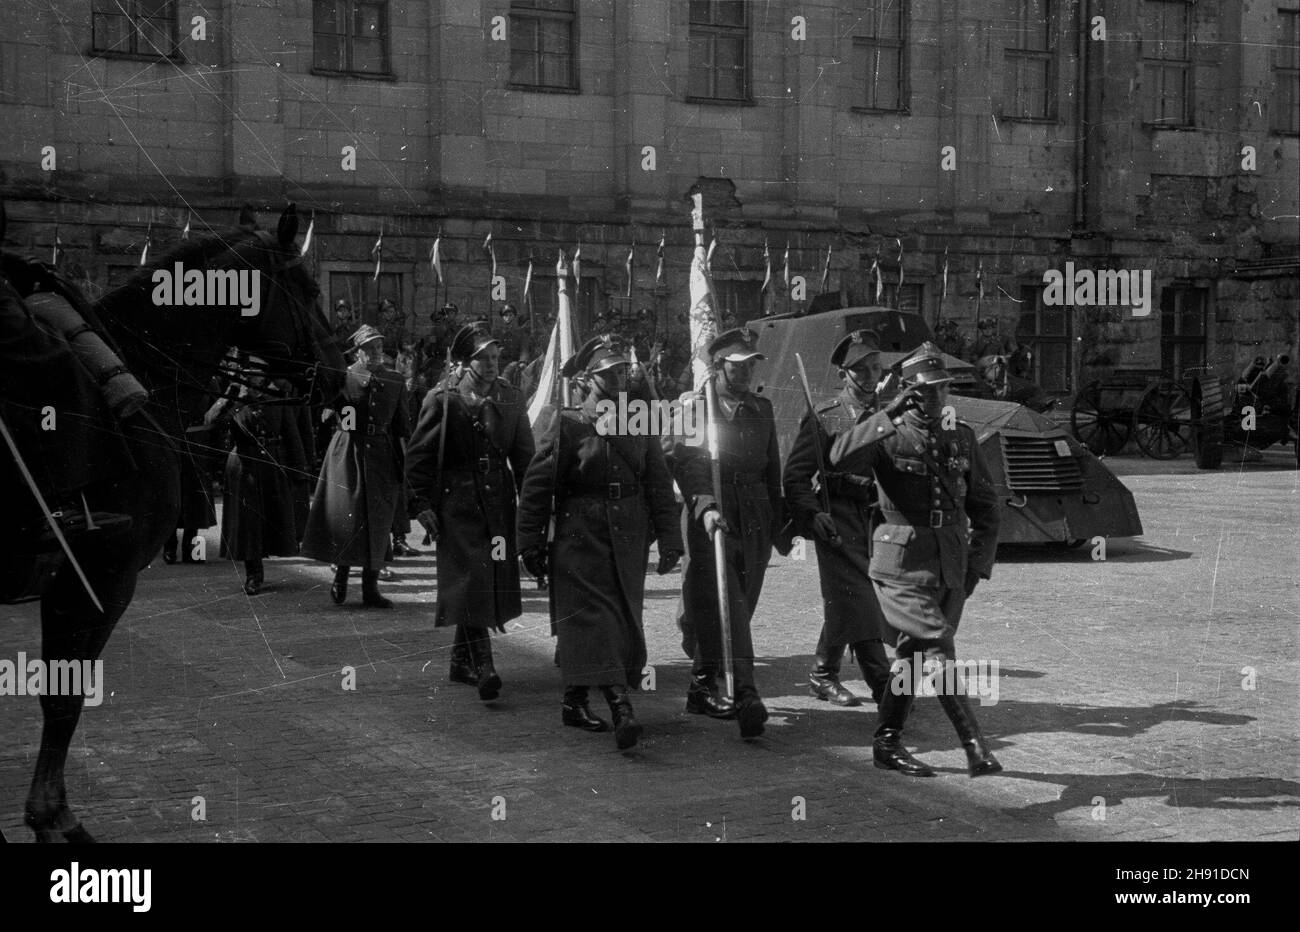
{"left": 809, "top": 628, "right": 859, "bottom": 706}
{"left": 601, "top": 685, "right": 642, "bottom": 750}
{"left": 851, "top": 639, "right": 894, "bottom": 705}
{"left": 469, "top": 632, "right": 502, "bottom": 701}
{"left": 937, "top": 692, "right": 1003, "bottom": 777}
{"left": 685, "top": 662, "right": 736, "bottom": 719}
{"left": 562, "top": 685, "right": 610, "bottom": 732}
{"left": 330, "top": 564, "right": 350, "bottom": 604}
{"left": 361, "top": 568, "right": 393, "bottom": 608}
{"left": 734, "top": 659, "right": 769, "bottom": 739}
{"left": 449, "top": 624, "right": 479, "bottom": 686}
{"left": 872, "top": 685, "right": 934, "bottom": 777}
{"left": 243, "top": 558, "right": 264, "bottom": 596}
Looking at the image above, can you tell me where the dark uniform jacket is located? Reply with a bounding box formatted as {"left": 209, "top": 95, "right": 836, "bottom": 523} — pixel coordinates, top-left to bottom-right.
{"left": 782, "top": 388, "right": 888, "bottom": 646}
{"left": 301, "top": 361, "right": 409, "bottom": 569}
{"left": 665, "top": 383, "right": 784, "bottom": 660}
{"left": 406, "top": 372, "right": 534, "bottom": 629}
{"left": 516, "top": 394, "right": 683, "bottom": 685}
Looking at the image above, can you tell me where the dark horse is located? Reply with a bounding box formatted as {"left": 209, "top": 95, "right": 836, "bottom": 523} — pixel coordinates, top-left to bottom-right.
{"left": 2, "top": 204, "right": 344, "bottom": 842}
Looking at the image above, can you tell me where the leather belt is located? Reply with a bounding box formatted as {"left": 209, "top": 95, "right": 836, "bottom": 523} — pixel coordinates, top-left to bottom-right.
{"left": 570, "top": 482, "right": 640, "bottom": 500}
{"left": 880, "top": 508, "right": 961, "bottom": 528}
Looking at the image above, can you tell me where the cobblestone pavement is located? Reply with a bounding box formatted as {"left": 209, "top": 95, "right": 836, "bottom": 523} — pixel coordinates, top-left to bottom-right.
{"left": 2, "top": 450, "right": 1297, "bottom": 842}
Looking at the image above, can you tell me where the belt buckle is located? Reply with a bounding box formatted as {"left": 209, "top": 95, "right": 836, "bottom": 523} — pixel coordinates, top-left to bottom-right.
{"left": 478, "top": 457, "right": 491, "bottom": 473}
{"left": 930, "top": 509, "right": 943, "bottom": 528}
{"left": 608, "top": 481, "right": 622, "bottom": 499}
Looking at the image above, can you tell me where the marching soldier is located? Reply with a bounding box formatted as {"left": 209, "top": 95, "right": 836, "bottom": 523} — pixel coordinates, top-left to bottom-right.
{"left": 783, "top": 330, "right": 893, "bottom": 707}
{"left": 516, "top": 336, "right": 683, "bottom": 749}
{"left": 302, "top": 324, "right": 409, "bottom": 608}
{"left": 666, "top": 327, "right": 784, "bottom": 739}
{"left": 406, "top": 323, "right": 534, "bottom": 702}
{"left": 215, "top": 359, "right": 315, "bottom": 595}
{"left": 828, "top": 342, "right": 1002, "bottom": 777}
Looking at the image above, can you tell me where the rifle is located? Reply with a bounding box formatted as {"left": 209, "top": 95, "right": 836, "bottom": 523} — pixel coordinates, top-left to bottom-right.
{"left": 794, "top": 352, "right": 840, "bottom": 546}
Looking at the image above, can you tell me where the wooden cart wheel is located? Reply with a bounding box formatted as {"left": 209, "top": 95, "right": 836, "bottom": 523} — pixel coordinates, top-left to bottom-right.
{"left": 1134, "top": 378, "right": 1194, "bottom": 459}
{"left": 1071, "top": 381, "right": 1130, "bottom": 455}
{"left": 1192, "top": 375, "right": 1224, "bottom": 470}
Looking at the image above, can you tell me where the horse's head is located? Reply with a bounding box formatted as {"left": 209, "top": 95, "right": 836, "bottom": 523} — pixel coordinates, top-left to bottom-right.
{"left": 977, "top": 354, "right": 1008, "bottom": 393}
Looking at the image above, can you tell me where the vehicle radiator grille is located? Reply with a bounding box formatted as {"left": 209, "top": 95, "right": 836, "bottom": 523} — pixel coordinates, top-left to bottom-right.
{"left": 1000, "top": 436, "right": 1083, "bottom": 492}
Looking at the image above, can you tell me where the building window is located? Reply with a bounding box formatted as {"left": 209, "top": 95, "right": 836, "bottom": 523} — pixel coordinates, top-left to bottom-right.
{"left": 1017, "top": 285, "right": 1072, "bottom": 393}
{"left": 91, "top": 0, "right": 179, "bottom": 58}
{"left": 1002, "top": 0, "right": 1055, "bottom": 120}
{"left": 881, "top": 280, "right": 923, "bottom": 313}
{"left": 313, "top": 0, "right": 390, "bottom": 76}
{"left": 851, "top": 0, "right": 907, "bottom": 112}
{"left": 1275, "top": 9, "right": 1300, "bottom": 134}
{"left": 1159, "top": 285, "right": 1207, "bottom": 378}
{"left": 688, "top": 1, "right": 750, "bottom": 102}
{"left": 509, "top": 1, "right": 577, "bottom": 90}
{"left": 1141, "top": 0, "right": 1193, "bottom": 126}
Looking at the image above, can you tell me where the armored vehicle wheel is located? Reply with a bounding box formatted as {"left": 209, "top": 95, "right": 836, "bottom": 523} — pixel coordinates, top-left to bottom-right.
{"left": 1071, "top": 381, "right": 1130, "bottom": 455}
{"left": 1134, "top": 379, "right": 1194, "bottom": 459}
{"left": 1192, "top": 375, "right": 1225, "bottom": 470}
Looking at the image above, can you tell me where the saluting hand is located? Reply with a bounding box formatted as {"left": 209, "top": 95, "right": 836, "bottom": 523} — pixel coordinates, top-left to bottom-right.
{"left": 416, "top": 508, "right": 440, "bottom": 540}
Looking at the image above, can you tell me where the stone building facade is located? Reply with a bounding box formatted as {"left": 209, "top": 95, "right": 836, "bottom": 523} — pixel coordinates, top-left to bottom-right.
{"left": 1, "top": 0, "right": 1296, "bottom": 394}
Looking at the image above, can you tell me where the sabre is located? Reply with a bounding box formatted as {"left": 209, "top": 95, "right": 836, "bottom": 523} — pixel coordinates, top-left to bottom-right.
{"left": 0, "top": 412, "right": 105, "bottom": 613}
{"left": 794, "top": 352, "right": 840, "bottom": 546}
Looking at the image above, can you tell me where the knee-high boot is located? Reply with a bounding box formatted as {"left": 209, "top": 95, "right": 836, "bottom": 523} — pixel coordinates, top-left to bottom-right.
{"left": 562, "top": 685, "right": 610, "bottom": 732}
{"left": 685, "top": 659, "right": 736, "bottom": 719}
{"left": 600, "top": 685, "right": 642, "bottom": 749}
{"left": 468, "top": 630, "right": 501, "bottom": 701}
{"left": 873, "top": 679, "right": 935, "bottom": 777}
{"left": 330, "top": 564, "right": 350, "bottom": 604}
{"left": 851, "top": 638, "right": 893, "bottom": 704}
{"left": 809, "top": 626, "right": 858, "bottom": 706}
{"left": 937, "top": 692, "right": 1003, "bottom": 777}
{"left": 243, "top": 558, "right": 264, "bottom": 596}
{"left": 449, "top": 624, "right": 478, "bottom": 686}
{"left": 360, "top": 568, "right": 393, "bottom": 608}
{"left": 734, "top": 658, "right": 768, "bottom": 739}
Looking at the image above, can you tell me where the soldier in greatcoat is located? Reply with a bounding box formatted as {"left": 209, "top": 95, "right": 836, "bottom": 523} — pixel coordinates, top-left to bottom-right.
{"left": 665, "top": 328, "right": 785, "bottom": 739}
{"left": 515, "top": 336, "right": 683, "bottom": 750}
{"left": 783, "top": 330, "right": 893, "bottom": 707}
{"left": 828, "top": 342, "right": 1002, "bottom": 777}
{"left": 302, "top": 324, "right": 408, "bottom": 608}
{"left": 215, "top": 360, "right": 315, "bottom": 595}
{"left": 406, "top": 323, "right": 535, "bottom": 702}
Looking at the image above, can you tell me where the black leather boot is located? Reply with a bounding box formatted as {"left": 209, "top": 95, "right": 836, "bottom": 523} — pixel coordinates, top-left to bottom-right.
{"left": 809, "top": 627, "right": 859, "bottom": 706}
{"left": 162, "top": 531, "right": 178, "bottom": 564}
{"left": 685, "top": 662, "right": 736, "bottom": 719}
{"left": 851, "top": 639, "right": 893, "bottom": 705}
{"left": 392, "top": 534, "right": 419, "bottom": 557}
{"left": 734, "top": 659, "right": 768, "bottom": 739}
{"left": 330, "top": 564, "right": 349, "bottom": 604}
{"left": 243, "top": 558, "right": 264, "bottom": 596}
{"left": 361, "top": 568, "right": 393, "bottom": 608}
{"left": 873, "top": 683, "right": 935, "bottom": 777}
{"left": 449, "top": 624, "right": 479, "bottom": 686}
{"left": 601, "top": 685, "right": 642, "bottom": 749}
{"left": 469, "top": 632, "right": 502, "bottom": 701}
{"left": 937, "top": 692, "right": 1003, "bottom": 777}
{"left": 562, "top": 685, "right": 610, "bottom": 732}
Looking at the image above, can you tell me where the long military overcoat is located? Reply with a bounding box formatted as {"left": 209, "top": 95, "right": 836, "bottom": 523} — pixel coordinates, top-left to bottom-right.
{"left": 516, "top": 394, "right": 683, "bottom": 686}
{"left": 406, "top": 372, "right": 534, "bottom": 629}
{"left": 301, "top": 361, "right": 408, "bottom": 569}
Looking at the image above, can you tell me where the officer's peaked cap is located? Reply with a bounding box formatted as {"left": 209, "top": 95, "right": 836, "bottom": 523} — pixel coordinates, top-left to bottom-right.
{"left": 831, "top": 329, "right": 882, "bottom": 369}
{"left": 709, "top": 327, "right": 764, "bottom": 363}
{"left": 899, "top": 341, "right": 954, "bottom": 385}
{"left": 349, "top": 324, "right": 385, "bottom": 349}
{"left": 562, "top": 335, "right": 630, "bottom": 378}
{"left": 451, "top": 323, "right": 500, "bottom": 361}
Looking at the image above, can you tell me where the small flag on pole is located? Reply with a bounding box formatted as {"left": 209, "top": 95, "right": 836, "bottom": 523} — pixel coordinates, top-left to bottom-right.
{"left": 522, "top": 259, "right": 533, "bottom": 302}
{"left": 429, "top": 236, "right": 443, "bottom": 284}
{"left": 625, "top": 243, "right": 634, "bottom": 298}
{"left": 761, "top": 240, "right": 771, "bottom": 294}
{"left": 484, "top": 232, "right": 496, "bottom": 281}
{"left": 976, "top": 258, "right": 984, "bottom": 301}
{"left": 941, "top": 246, "right": 949, "bottom": 301}
{"left": 573, "top": 243, "right": 582, "bottom": 288}
{"left": 298, "top": 212, "right": 312, "bottom": 255}
{"left": 371, "top": 227, "right": 384, "bottom": 281}
{"left": 896, "top": 238, "right": 905, "bottom": 290}
{"left": 782, "top": 242, "right": 790, "bottom": 289}
{"left": 705, "top": 236, "right": 717, "bottom": 273}
{"left": 870, "top": 247, "right": 882, "bottom": 303}
{"left": 655, "top": 233, "right": 665, "bottom": 286}
{"left": 51, "top": 225, "right": 62, "bottom": 266}
{"left": 139, "top": 224, "right": 151, "bottom": 266}
{"left": 820, "top": 243, "right": 833, "bottom": 292}
{"left": 181, "top": 214, "right": 191, "bottom": 241}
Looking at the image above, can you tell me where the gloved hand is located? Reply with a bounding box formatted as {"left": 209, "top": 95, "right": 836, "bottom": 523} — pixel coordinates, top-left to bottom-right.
{"left": 883, "top": 385, "right": 924, "bottom": 420}
{"left": 963, "top": 570, "right": 981, "bottom": 598}
{"left": 811, "top": 512, "right": 840, "bottom": 544}
{"left": 521, "top": 546, "right": 549, "bottom": 581}
{"left": 416, "top": 508, "right": 440, "bottom": 540}
{"left": 656, "top": 548, "right": 683, "bottom": 575}
{"left": 702, "top": 507, "right": 729, "bottom": 537}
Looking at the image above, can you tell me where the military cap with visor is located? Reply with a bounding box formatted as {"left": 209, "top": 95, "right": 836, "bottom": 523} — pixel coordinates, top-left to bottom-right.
{"left": 450, "top": 323, "right": 500, "bottom": 362}
{"left": 561, "top": 335, "right": 630, "bottom": 379}
{"left": 898, "top": 340, "right": 954, "bottom": 386}
{"left": 830, "top": 329, "right": 882, "bottom": 369}
{"left": 708, "top": 327, "right": 765, "bottom": 363}
{"left": 349, "top": 323, "right": 385, "bottom": 350}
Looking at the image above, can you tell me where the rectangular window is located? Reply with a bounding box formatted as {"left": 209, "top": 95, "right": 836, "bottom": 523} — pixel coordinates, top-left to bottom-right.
{"left": 881, "top": 280, "right": 923, "bottom": 314}
{"left": 313, "top": 0, "right": 390, "bottom": 76}
{"left": 851, "top": 0, "right": 907, "bottom": 112}
{"left": 1141, "top": 0, "right": 1193, "bottom": 126}
{"left": 1275, "top": 9, "right": 1300, "bottom": 133}
{"left": 688, "top": 1, "right": 750, "bottom": 102}
{"left": 1159, "top": 286, "right": 1207, "bottom": 378}
{"left": 509, "top": 0, "right": 577, "bottom": 90}
{"left": 1002, "top": 0, "right": 1055, "bottom": 120}
{"left": 91, "top": 0, "right": 178, "bottom": 58}
{"left": 1017, "top": 285, "right": 1072, "bottom": 393}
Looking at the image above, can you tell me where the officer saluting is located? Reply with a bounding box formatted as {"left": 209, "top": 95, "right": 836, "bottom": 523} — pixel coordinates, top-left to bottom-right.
{"left": 828, "top": 342, "right": 1002, "bottom": 777}
{"left": 783, "top": 330, "right": 893, "bottom": 707}
{"left": 666, "top": 327, "right": 784, "bottom": 739}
